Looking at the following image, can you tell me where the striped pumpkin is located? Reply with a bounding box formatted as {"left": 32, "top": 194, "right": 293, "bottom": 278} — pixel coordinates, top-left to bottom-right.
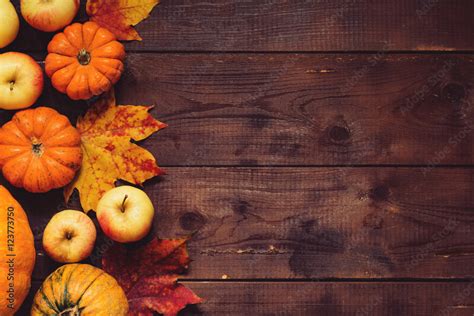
{"left": 31, "top": 264, "right": 128, "bottom": 316}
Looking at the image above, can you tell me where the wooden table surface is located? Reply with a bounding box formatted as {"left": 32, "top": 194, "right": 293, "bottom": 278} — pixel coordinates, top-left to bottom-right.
{"left": 2, "top": 0, "right": 474, "bottom": 315}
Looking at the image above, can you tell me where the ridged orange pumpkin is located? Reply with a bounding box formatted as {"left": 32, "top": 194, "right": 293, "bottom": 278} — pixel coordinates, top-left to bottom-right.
{"left": 45, "top": 21, "right": 125, "bottom": 100}
{"left": 31, "top": 264, "right": 129, "bottom": 316}
{"left": 0, "top": 186, "right": 35, "bottom": 315}
{"left": 0, "top": 107, "right": 82, "bottom": 193}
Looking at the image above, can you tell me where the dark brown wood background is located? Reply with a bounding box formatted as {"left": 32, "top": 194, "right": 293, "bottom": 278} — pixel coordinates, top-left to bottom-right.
{"left": 1, "top": 0, "right": 474, "bottom": 315}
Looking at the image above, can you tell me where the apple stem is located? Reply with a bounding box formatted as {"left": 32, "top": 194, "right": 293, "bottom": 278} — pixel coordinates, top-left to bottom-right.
{"left": 121, "top": 195, "right": 128, "bottom": 213}
{"left": 9, "top": 81, "right": 14, "bottom": 91}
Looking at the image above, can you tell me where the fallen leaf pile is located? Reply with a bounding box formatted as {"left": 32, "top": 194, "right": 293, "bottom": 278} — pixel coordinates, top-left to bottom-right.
{"left": 64, "top": 89, "right": 167, "bottom": 212}
{"left": 86, "top": 0, "right": 160, "bottom": 41}
{"left": 102, "top": 238, "right": 202, "bottom": 316}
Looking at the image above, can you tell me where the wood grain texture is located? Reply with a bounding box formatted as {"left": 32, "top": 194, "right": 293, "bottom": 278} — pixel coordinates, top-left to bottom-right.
{"left": 149, "top": 167, "right": 474, "bottom": 279}
{"left": 3, "top": 0, "right": 473, "bottom": 314}
{"left": 4, "top": 54, "right": 469, "bottom": 166}
{"left": 5, "top": 0, "right": 474, "bottom": 52}
{"left": 19, "top": 281, "right": 474, "bottom": 315}
{"left": 115, "top": 54, "right": 473, "bottom": 166}
{"left": 13, "top": 167, "right": 473, "bottom": 280}
{"left": 182, "top": 281, "right": 474, "bottom": 315}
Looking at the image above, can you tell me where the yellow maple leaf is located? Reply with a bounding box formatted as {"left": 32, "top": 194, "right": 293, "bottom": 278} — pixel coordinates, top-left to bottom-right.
{"left": 64, "top": 89, "right": 166, "bottom": 212}
{"left": 86, "top": 0, "right": 160, "bottom": 41}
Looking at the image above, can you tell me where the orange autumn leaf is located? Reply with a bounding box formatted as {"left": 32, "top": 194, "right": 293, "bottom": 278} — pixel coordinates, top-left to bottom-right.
{"left": 86, "top": 0, "right": 160, "bottom": 41}
{"left": 102, "top": 238, "right": 203, "bottom": 316}
{"left": 64, "top": 89, "right": 166, "bottom": 212}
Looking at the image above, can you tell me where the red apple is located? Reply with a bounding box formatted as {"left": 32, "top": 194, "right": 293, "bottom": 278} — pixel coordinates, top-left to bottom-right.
{"left": 0, "top": 0, "right": 19, "bottom": 48}
{"left": 0, "top": 52, "right": 43, "bottom": 110}
{"left": 21, "top": 0, "right": 79, "bottom": 32}
{"left": 97, "top": 186, "right": 155, "bottom": 243}
{"left": 43, "top": 210, "right": 97, "bottom": 263}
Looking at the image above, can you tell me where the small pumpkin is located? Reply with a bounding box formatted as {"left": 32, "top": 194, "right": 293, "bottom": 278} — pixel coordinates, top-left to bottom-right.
{"left": 0, "top": 107, "right": 82, "bottom": 193}
{"left": 45, "top": 21, "right": 125, "bottom": 100}
{"left": 31, "top": 264, "right": 129, "bottom": 316}
{"left": 0, "top": 186, "right": 35, "bottom": 315}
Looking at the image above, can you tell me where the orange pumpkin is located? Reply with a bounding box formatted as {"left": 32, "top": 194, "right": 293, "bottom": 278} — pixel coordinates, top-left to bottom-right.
{"left": 0, "top": 107, "right": 82, "bottom": 193}
{"left": 0, "top": 186, "right": 36, "bottom": 315}
{"left": 45, "top": 21, "right": 125, "bottom": 100}
{"left": 31, "top": 264, "right": 129, "bottom": 316}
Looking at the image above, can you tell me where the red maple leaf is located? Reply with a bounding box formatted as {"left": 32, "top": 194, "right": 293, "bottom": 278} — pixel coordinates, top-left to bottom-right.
{"left": 102, "top": 238, "right": 202, "bottom": 316}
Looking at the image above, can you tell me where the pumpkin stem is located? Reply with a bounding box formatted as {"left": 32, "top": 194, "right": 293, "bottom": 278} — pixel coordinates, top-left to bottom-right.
{"left": 59, "top": 305, "right": 80, "bottom": 316}
{"left": 77, "top": 48, "right": 91, "bottom": 65}
{"left": 121, "top": 195, "right": 128, "bottom": 213}
{"left": 31, "top": 140, "right": 44, "bottom": 157}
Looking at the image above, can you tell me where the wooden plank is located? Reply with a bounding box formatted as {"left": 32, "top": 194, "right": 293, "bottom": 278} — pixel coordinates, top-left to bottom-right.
{"left": 115, "top": 54, "right": 474, "bottom": 166}
{"left": 4, "top": 53, "right": 473, "bottom": 166}
{"left": 19, "top": 281, "right": 474, "bottom": 315}
{"left": 13, "top": 167, "right": 473, "bottom": 280}
{"left": 5, "top": 0, "right": 474, "bottom": 52}
{"left": 181, "top": 281, "right": 474, "bottom": 315}
{"left": 3, "top": 54, "right": 469, "bottom": 166}
{"left": 148, "top": 167, "right": 474, "bottom": 279}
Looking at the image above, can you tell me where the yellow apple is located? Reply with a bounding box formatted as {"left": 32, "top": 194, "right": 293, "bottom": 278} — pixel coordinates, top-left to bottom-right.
{"left": 43, "top": 210, "right": 97, "bottom": 263}
{"left": 21, "top": 0, "right": 79, "bottom": 32}
{"left": 0, "top": 52, "right": 43, "bottom": 110}
{"left": 0, "top": 0, "right": 19, "bottom": 48}
{"left": 97, "top": 186, "right": 155, "bottom": 243}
